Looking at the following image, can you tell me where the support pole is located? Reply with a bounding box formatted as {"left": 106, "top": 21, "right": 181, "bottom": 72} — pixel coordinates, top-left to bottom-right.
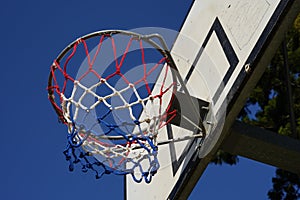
{"left": 222, "top": 121, "right": 300, "bottom": 176}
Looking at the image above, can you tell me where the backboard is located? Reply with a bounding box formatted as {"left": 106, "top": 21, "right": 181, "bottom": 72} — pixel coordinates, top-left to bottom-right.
{"left": 126, "top": 0, "right": 298, "bottom": 199}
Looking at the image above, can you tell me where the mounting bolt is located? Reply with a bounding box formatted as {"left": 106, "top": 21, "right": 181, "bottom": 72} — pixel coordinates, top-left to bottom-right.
{"left": 245, "top": 63, "right": 251, "bottom": 74}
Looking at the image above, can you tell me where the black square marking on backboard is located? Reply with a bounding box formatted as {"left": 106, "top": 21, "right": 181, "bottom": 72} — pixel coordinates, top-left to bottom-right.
{"left": 168, "top": 17, "right": 239, "bottom": 176}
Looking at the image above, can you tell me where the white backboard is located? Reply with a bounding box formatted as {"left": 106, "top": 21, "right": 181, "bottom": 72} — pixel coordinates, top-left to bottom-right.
{"left": 126, "top": 0, "right": 294, "bottom": 199}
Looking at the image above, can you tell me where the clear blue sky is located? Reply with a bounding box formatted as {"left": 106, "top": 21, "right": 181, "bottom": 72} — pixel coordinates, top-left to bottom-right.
{"left": 0, "top": 0, "right": 275, "bottom": 199}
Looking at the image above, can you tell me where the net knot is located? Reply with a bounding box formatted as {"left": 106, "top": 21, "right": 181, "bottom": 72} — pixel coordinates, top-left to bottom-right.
{"left": 134, "top": 120, "right": 140, "bottom": 125}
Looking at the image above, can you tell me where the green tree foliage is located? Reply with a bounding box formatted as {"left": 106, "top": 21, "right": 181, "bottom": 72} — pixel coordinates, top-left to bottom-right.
{"left": 243, "top": 14, "right": 300, "bottom": 199}
{"left": 264, "top": 15, "right": 300, "bottom": 200}
{"left": 210, "top": 150, "right": 239, "bottom": 165}
{"left": 268, "top": 169, "right": 300, "bottom": 200}
{"left": 212, "top": 14, "right": 300, "bottom": 199}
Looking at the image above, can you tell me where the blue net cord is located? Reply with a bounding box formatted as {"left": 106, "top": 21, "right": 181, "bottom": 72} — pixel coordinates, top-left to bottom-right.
{"left": 63, "top": 119, "right": 160, "bottom": 182}
{"left": 63, "top": 143, "right": 159, "bottom": 182}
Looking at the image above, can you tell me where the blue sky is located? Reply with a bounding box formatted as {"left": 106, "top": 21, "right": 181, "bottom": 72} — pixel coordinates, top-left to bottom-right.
{"left": 0, "top": 0, "right": 276, "bottom": 199}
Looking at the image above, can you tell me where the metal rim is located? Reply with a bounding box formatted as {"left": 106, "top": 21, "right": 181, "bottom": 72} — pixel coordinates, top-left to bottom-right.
{"left": 47, "top": 30, "right": 179, "bottom": 139}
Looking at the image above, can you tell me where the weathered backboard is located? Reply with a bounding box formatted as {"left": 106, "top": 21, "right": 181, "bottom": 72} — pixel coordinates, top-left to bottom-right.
{"left": 126, "top": 0, "right": 298, "bottom": 199}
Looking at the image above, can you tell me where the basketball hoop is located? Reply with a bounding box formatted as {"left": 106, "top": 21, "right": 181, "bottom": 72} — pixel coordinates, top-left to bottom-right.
{"left": 47, "top": 30, "right": 206, "bottom": 183}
